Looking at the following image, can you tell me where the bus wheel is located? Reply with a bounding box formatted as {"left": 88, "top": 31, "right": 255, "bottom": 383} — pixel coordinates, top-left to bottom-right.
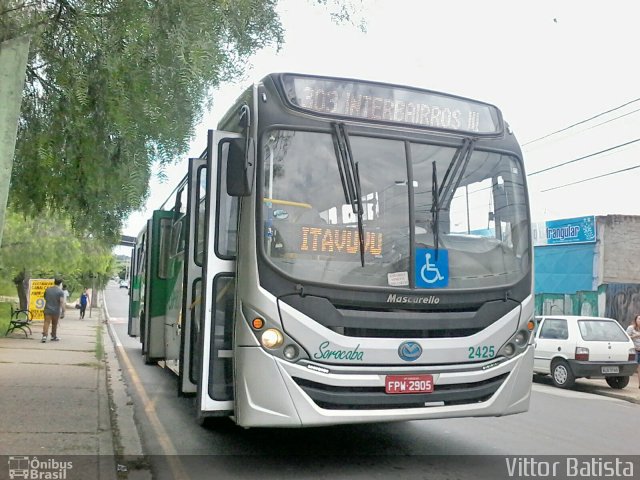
{"left": 196, "top": 414, "right": 230, "bottom": 429}
{"left": 551, "top": 359, "right": 575, "bottom": 388}
{"left": 194, "top": 400, "right": 230, "bottom": 429}
{"left": 605, "top": 376, "right": 630, "bottom": 389}
{"left": 143, "top": 353, "right": 156, "bottom": 365}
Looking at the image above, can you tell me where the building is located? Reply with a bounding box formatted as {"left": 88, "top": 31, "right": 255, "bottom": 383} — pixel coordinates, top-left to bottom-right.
{"left": 534, "top": 214, "right": 640, "bottom": 329}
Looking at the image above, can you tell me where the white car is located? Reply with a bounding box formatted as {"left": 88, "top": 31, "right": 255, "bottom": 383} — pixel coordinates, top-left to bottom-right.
{"left": 119, "top": 279, "right": 129, "bottom": 289}
{"left": 533, "top": 315, "right": 636, "bottom": 389}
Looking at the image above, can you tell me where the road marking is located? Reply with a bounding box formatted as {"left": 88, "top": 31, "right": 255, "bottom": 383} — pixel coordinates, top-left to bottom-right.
{"left": 107, "top": 312, "right": 189, "bottom": 479}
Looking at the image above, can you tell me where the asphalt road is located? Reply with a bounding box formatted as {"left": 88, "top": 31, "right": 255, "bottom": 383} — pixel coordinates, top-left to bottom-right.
{"left": 104, "top": 283, "right": 639, "bottom": 479}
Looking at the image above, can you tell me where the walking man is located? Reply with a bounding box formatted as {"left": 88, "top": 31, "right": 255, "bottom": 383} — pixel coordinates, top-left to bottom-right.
{"left": 42, "top": 278, "right": 64, "bottom": 343}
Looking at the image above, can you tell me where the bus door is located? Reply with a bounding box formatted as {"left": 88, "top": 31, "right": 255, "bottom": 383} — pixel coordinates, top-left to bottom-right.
{"left": 163, "top": 184, "right": 187, "bottom": 375}
{"left": 127, "top": 232, "right": 145, "bottom": 337}
{"left": 138, "top": 220, "right": 151, "bottom": 347}
{"left": 197, "top": 130, "right": 241, "bottom": 417}
{"left": 142, "top": 210, "right": 174, "bottom": 364}
{"left": 179, "top": 156, "right": 207, "bottom": 395}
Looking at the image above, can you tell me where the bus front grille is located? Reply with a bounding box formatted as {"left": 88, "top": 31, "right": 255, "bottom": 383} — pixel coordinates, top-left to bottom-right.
{"left": 292, "top": 373, "right": 509, "bottom": 410}
{"left": 330, "top": 326, "right": 483, "bottom": 338}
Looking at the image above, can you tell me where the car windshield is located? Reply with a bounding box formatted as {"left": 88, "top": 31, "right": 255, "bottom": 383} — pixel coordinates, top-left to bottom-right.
{"left": 578, "top": 319, "right": 629, "bottom": 341}
{"left": 260, "top": 129, "right": 529, "bottom": 289}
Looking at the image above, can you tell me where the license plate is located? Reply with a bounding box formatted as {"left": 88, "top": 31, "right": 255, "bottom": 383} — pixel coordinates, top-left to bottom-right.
{"left": 601, "top": 366, "right": 619, "bottom": 374}
{"left": 385, "top": 374, "right": 433, "bottom": 394}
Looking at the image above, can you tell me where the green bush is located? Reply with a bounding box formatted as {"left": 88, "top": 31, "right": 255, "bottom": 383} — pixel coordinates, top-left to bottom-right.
{"left": 0, "top": 302, "right": 10, "bottom": 336}
{"left": 0, "top": 279, "right": 16, "bottom": 297}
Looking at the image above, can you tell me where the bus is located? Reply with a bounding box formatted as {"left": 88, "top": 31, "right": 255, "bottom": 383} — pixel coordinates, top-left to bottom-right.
{"left": 128, "top": 73, "right": 534, "bottom": 427}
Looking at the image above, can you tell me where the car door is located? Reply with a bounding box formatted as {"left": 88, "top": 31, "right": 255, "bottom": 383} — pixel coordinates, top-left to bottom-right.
{"left": 534, "top": 317, "right": 570, "bottom": 373}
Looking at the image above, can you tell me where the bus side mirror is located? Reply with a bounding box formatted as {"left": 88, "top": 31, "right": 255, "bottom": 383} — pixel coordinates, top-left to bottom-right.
{"left": 225, "top": 138, "right": 255, "bottom": 197}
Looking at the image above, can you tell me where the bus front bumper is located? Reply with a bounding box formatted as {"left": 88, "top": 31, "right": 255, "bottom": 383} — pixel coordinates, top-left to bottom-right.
{"left": 234, "top": 345, "right": 534, "bottom": 428}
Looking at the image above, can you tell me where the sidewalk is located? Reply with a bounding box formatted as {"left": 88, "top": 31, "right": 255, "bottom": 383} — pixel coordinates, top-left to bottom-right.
{"left": 554, "top": 376, "right": 640, "bottom": 404}
{"left": 0, "top": 303, "right": 119, "bottom": 479}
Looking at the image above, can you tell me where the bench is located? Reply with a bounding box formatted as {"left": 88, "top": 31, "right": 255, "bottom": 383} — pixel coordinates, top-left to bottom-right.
{"left": 5, "top": 306, "right": 33, "bottom": 337}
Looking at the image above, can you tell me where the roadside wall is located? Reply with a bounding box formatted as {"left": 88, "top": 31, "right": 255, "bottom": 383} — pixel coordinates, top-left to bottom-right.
{"left": 598, "top": 215, "right": 640, "bottom": 284}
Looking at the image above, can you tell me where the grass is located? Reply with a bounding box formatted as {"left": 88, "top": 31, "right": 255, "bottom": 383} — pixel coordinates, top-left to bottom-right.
{"left": 0, "top": 279, "right": 17, "bottom": 297}
{"left": 95, "top": 325, "right": 104, "bottom": 361}
{"left": 0, "top": 302, "right": 10, "bottom": 336}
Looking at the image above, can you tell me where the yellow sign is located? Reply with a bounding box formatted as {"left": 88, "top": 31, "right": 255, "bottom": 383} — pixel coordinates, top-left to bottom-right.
{"left": 28, "top": 279, "right": 55, "bottom": 321}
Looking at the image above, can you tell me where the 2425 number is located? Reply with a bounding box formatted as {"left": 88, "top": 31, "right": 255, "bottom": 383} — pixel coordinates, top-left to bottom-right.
{"left": 468, "top": 345, "right": 495, "bottom": 359}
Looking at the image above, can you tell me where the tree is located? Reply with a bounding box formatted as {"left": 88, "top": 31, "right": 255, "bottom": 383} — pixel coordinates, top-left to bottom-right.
{"left": 0, "top": 208, "right": 114, "bottom": 308}
{"left": 0, "top": 0, "right": 363, "bottom": 244}
{"left": 2, "top": 0, "right": 284, "bottom": 243}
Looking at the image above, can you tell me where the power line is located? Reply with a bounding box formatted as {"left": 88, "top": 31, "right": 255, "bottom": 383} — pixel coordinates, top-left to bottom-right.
{"left": 528, "top": 137, "right": 640, "bottom": 176}
{"left": 540, "top": 163, "right": 640, "bottom": 192}
{"left": 523, "top": 107, "right": 640, "bottom": 154}
{"left": 522, "top": 97, "right": 640, "bottom": 146}
{"left": 585, "top": 107, "right": 640, "bottom": 132}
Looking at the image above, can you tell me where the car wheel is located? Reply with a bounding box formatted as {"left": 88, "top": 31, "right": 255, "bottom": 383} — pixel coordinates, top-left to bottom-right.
{"left": 551, "top": 359, "right": 575, "bottom": 388}
{"left": 605, "top": 376, "right": 630, "bottom": 389}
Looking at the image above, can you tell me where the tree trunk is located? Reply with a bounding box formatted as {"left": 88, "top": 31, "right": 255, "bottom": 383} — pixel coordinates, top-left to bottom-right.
{"left": 13, "top": 269, "right": 29, "bottom": 310}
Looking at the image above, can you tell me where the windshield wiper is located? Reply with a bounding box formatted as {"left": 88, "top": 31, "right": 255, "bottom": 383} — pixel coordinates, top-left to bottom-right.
{"left": 431, "top": 137, "right": 476, "bottom": 257}
{"left": 431, "top": 160, "right": 440, "bottom": 257}
{"left": 332, "top": 123, "right": 366, "bottom": 267}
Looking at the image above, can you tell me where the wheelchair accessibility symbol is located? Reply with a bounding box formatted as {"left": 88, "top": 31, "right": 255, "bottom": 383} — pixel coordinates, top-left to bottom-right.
{"left": 415, "top": 248, "right": 448, "bottom": 288}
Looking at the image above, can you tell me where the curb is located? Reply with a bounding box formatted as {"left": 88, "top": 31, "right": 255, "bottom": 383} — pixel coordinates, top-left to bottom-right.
{"left": 101, "top": 295, "right": 152, "bottom": 480}
{"left": 575, "top": 384, "right": 640, "bottom": 405}
{"left": 534, "top": 376, "right": 640, "bottom": 405}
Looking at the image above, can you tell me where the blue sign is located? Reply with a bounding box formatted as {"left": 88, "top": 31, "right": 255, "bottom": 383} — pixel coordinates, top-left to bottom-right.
{"left": 415, "top": 248, "right": 449, "bottom": 288}
{"left": 398, "top": 341, "right": 423, "bottom": 362}
{"left": 545, "top": 216, "right": 596, "bottom": 245}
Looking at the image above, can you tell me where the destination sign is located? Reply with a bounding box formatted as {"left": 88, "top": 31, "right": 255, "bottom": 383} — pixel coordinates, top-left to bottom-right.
{"left": 300, "top": 226, "right": 382, "bottom": 257}
{"left": 281, "top": 74, "right": 503, "bottom": 134}
{"left": 271, "top": 224, "right": 383, "bottom": 259}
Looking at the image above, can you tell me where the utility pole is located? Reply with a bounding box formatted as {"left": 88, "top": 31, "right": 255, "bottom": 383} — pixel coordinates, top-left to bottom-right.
{"left": 0, "top": 36, "right": 31, "bottom": 246}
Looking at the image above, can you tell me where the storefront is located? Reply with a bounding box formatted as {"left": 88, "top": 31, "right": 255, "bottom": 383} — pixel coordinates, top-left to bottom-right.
{"left": 534, "top": 214, "right": 640, "bottom": 329}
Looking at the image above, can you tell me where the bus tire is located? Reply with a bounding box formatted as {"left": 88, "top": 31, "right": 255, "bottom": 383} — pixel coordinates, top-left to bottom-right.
{"left": 551, "top": 359, "right": 575, "bottom": 388}
{"left": 196, "top": 414, "right": 230, "bottom": 429}
{"left": 143, "top": 353, "right": 156, "bottom": 365}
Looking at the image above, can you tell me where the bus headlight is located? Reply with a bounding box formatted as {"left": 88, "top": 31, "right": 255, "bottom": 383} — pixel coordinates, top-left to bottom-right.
{"left": 498, "top": 328, "right": 531, "bottom": 358}
{"left": 283, "top": 344, "right": 299, "bottom": 360}
{"left": 514, "top": 330, "right": 529, "bottom": 347}
{"left": 261, "top": 328, "right": 284, "bottom": 349}
{"left": 503, "top": 343, "right": 515, "bottom": 356}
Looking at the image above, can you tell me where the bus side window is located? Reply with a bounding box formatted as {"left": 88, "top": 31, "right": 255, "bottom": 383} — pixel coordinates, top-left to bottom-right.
{"left": 195, "top": 166, "right": 207, "bottom": 266}
{"left": 158, "top": 218, "right": 173, "bottom": 279}
{"left": 217, "top": 142, "right": 239, "bottom": 258}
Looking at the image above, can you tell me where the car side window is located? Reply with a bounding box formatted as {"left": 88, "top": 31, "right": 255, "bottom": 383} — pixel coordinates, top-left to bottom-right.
{"left": 539, "top": 318, "right": 569, "bottom": 340}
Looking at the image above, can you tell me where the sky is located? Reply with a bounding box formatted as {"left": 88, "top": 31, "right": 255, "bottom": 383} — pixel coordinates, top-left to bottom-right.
{"left": 120, "top": 0, "right": 640, "bottom": 245}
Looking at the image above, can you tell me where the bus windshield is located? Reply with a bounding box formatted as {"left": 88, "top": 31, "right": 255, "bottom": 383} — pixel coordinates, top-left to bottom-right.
{"left": 261, "top": 129, "right": 529, "bottom": 289}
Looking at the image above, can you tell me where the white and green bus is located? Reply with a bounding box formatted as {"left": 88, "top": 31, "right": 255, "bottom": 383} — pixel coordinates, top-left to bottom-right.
{"left": 128, "top": 73, "right": 535, "bottom": 427}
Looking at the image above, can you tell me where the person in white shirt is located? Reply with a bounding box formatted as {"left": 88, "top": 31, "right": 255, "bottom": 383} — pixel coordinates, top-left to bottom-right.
{"left": 626, "top": 315, "right": 640, "bottom": 389}
{"left": 60, "top": 284, "right": 70, "bottom": 319}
